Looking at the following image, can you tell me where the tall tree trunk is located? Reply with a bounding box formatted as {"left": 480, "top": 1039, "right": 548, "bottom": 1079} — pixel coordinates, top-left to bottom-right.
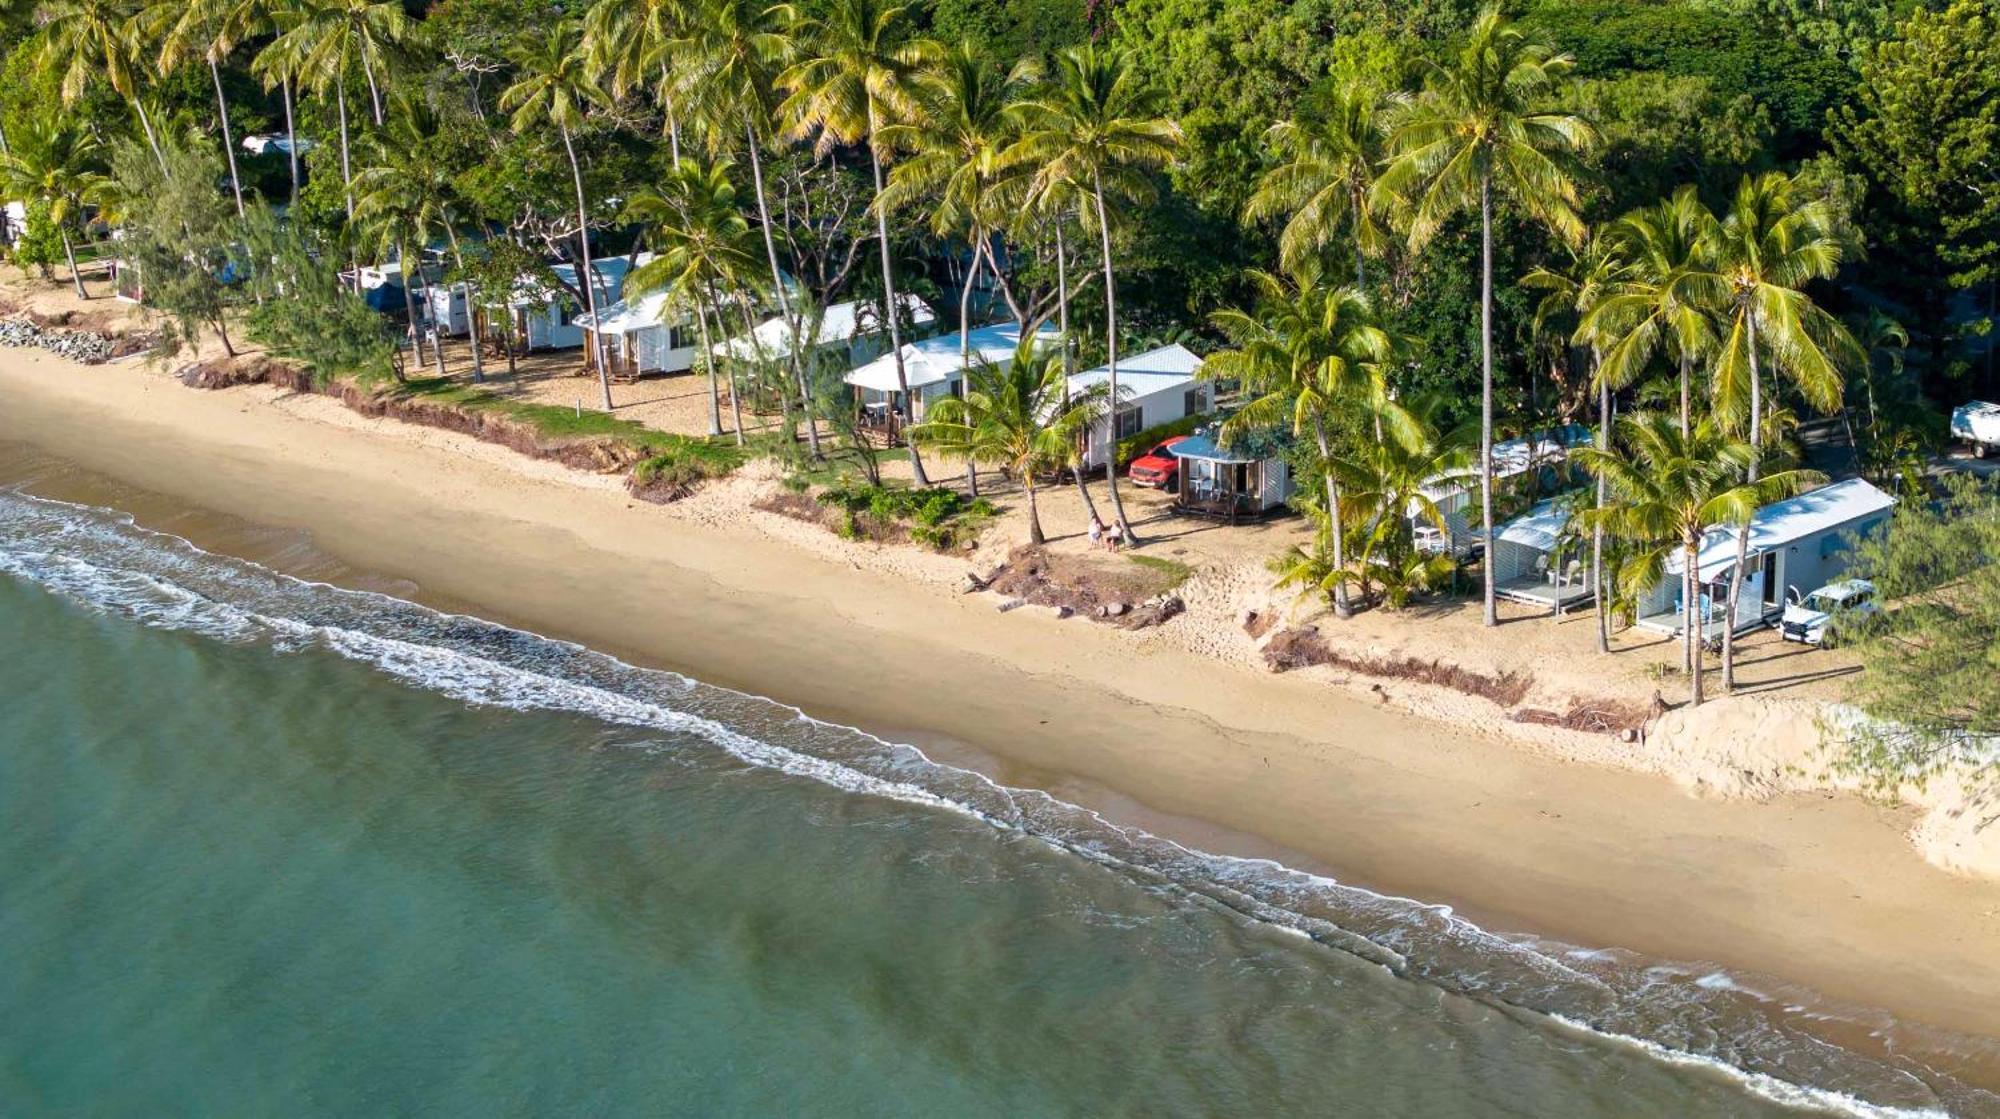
{"left": 692, "top": 287, "right": 722, "bottom": 437}
{"left": 282, "top": 78, "right": 300, "bottom": 206}
{"left": 1316, "top": 419, "right": 1351, "bottom": 618}
{"left": 706, "top": 285, "right": 746, "bottom": 445}
{"left": 733, "top": 286, "right": 794, "bottom": 433}
{"left": 959, "top": 238, "right": 983, "bottom": 497}
{"left": 560, "top": 125, "right": 614, "bottom": 411}
{"left": 1478, "top": 178, "right": 1497, "bottom": 626}
{"left": 658, "top": 64, "right": 680, "bottom": 169}
{"left": 59, "top": 226, "right": 86, "bottom": 299}
{"left": 446, "top": 225, "right": 484, "bottom": 383}
{"left": 337, "top": 79, "right": 358, "bottom": 293}
{"left": 209, "top": 58, "right": 245, "bottom": 217}
{"left": 1593, "top": 374, "right": 1610, "bottom": 652}
{"left": 742, "top": 117, "right": 821, "bottom": 458}
{"left": 1056, "top": 221, "right": 1100, "bottom": 524}
{"left": 131, "top": 97, "right": 167, "bottom": 172}
{"left": 397, "top": 237, "right": 424, "bottom": 378}
{"left": 364, "top": 56, "right": 385, "bottom": 126}
{"left": 868, "top": 124, "right": 926, "bottom": 484}
{"left": 1722, "top": 312, "right": 1762, "bottom": 694}
{"left": 1685, "top": 540, "right": 1703, "bottom": 707}
{"left": 1026, "top": 479, "right": 1044, "bottom": 545}
{"left": 1093, "top": 175, "right": 1134, "bottom": 543}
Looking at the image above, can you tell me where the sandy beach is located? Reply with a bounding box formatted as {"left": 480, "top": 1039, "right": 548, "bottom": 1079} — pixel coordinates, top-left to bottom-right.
{"left": 4, "top": 344, "right": 2000, "bottom": 1068}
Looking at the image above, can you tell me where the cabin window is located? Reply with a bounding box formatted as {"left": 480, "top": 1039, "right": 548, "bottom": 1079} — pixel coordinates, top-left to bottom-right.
{"left": 1184, "top": 387, "right": 1206, "bottom": 416}
{"left": 1114, "top": 405, "right": 1144, "bottom": 440}
{"left": 1820, "top": 532, "right": 1850, "bottom": 560}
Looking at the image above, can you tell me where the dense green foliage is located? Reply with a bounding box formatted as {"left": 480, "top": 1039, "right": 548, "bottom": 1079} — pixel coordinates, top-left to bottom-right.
{"left": 1841, "top": 475, "right": 2000, "bottom": 789}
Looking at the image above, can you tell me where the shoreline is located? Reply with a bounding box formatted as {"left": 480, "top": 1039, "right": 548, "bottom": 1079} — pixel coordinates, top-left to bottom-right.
{"left": 5, "top": 347, "right": 2000, "bottom": 1060}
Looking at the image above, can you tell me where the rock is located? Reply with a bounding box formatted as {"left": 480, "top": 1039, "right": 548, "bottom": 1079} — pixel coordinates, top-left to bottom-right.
{"left": 1103, "top": 602, "right": 1130, "bottom": 617}
{"left": 1054, "top": 605, "right": 1074, "bottom": 620}
{"left": 998, "top": 598, "right": 1027, "bottom": 613}
{"left": 0, "top": 315, "right": 117, "bottom": 364}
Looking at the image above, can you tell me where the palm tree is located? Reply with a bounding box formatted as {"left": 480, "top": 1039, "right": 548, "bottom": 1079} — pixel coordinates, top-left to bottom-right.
{"left": 778, "top": 0, "right": 942, "bottom": 483}
{"left": 501, "top": 21, "right": 618, "bottom": 409}
{"left": 220, "top": 0, "right": 304, "bottom": 204}
{"left": 351, "top": 113, "right": 458, "bottom": 380}
{"left": 1847, "top": 307, "right": 1909, "bottom": 450}
{"left": 1007, "top": 43, "right": 1183, "bottom": 543}
{"left": 582, "top": 0, "right": 692, "bottom": 165}
{"left": 32, "top": 0, "right": 165, "bottom": 168}
{"left": 1585, "top": 185, "right": 1723, "bottom": 436}
{"left": 877, "top": 40, "right": 1034, "bottom": 493}
{"left": 148, "top": 0, "right": 246, "bottom": 215}
{"left": 1710, "top": 170, "right": 1859, "bottom": 691}
{"left": 1377, "top": 3, "right": 1593, "bottom": 626}
{"left": 1523, "top": 231, "right": 1633, "bottom": 649}
{"left": 1323, "top": 397, "right": 1471, "bottom": 608}
{"left": 1205, "top": 267, "right": 1397, "bottom": 618}
{"left": 0, "top": 114, "right": 107, "bottom": 298}
{"left": 910, "top": 331, "right": 1106, "bottom": 545}
{"left": 259, "top": 0, "right": 415, "bottom": 231}
{"left": 623, "top": 159, "right": 766, "bottom": 442}
{"left": 1244, "top": 79, "right": 1394, "bottom": 283}
{"left": 1577, "top": 412, "right": 1818, "bottom": 708}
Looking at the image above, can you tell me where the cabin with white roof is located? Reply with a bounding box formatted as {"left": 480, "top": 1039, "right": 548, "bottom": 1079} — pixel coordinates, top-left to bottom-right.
{"left": 717, "top": 295, "right": 935, "bottom": 369}
{"left": 843, "top": 321, "right": 1062, "bottom": 436}
{"left": 572, "top": 288, "right": 701, "bottom": 382}
{"left": 1491, "top": 498, "right": 1593, "bottom": 614}
{"left": 1067, "top": 343, "right": 1210, "bottom": 470}
{"left": 1410, "top": 424, "right": 1596, "bottom": 556}
{"left": 1635, "top": 477, "right": 1897, "bottom": 639}
{"left": 477, "top": 255, "right": 647, "bottom": 352}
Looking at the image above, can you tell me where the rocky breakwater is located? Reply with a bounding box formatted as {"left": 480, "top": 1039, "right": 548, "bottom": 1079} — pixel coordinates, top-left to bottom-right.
{"left": 0, "top": 316, "right": 119, "bottom": 364}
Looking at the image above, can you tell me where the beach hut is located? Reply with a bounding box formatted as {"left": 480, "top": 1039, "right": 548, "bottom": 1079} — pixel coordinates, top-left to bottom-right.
{"left": 573, "top": 287, "right": 701, "bottom": 382}
{"left": 1491, "top": 499, "right": 1594, "bottom": 613}
{"left": 1168, "top": 427, "right": 1294, "bottom": 523}
{"left": 1067, "top": 343, "right": 1211, "bottom": 471}
{"left": 843, "top": 321, "right": 1061, "bottom": 439}
{"left": 480, "top": 255, "right": 646, "bottom": 352}
{"left": 1634, "top": 477, "right": 1896, "bottom": 639}
{"left": 1411, "top": 424, "right": 1595, "bottom": 555}
{"left": 716, "top": 295, "right": 935, "bottom": 369}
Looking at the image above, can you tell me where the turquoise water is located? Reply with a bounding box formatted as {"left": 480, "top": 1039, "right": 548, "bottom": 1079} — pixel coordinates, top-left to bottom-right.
{"left": 0, "top": 486, "right": 1988, "bottom": 1117}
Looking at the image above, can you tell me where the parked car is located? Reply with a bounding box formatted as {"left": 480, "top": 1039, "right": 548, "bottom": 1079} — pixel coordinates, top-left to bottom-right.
{"left": 1779, "top": 579, "right": 1878, "bottom": 648}
{"left": 1128, "top": 436, "right": 1190, "bottom": 489}
{"left": 1951, "top": 401, "right": 2000, "bottom": 458}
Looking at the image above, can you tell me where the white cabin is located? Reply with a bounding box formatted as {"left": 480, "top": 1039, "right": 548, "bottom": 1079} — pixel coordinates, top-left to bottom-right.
{"left": 1410, "top": 424, "right": 1595, "bottom": 555}
{"left": 1635, "top": 478, "right": 1897, "bottom": 639}
{"left": 716, "top": 295, "right": 936, "bottom": 369}
{"left": 843, "top": 321, "right": 1061, "bottom": 421}
{"left": 1066, "top": 343, "right": 1210, "bottom": 470}
{"left": 483, "top": 255, "right": 648, "bottom": 352}
{"left": 574, "top": 288, "right": 701, "bottom": 380}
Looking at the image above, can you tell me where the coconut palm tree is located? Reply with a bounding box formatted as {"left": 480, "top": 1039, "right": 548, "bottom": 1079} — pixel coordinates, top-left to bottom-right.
{"left": 1205, "top": 266, "right": 1397, "bottom": 618}
{"left": 1323, "top": 397, "right": 1471, "bottom": 608}
{"left": 1377, "top": 3, "right": 1593, "bottom": 626}
{"left": 582, "top": 0, "right": 692, "bottom": 165}
{"left": 1584, "top": 185, "right": 1723, "bottom": 437}
{"left": 32, "top": 0, "right": 165, "bottom": 167}
{"left": 910, "top": 331, "right": 1106, "bottom": 545}
{"left": 0, "top": 114, "right": 108, "bottom": 298}
{"left": 1578, "top": 412, "right": 1818, "bottom": 708}
{"left": 500, "top": 21, "right": 618, "bottom": 409}
{"left": 351, "top": 110, "right": 460, "bottom": 380}
{"left": 1710, "top": 170, "right": 1859, "bottom": 691}
{"left": 1006, "top": 43, "right": 1183, "bottom": 543}
{"left": 1244, "top": 79, "right": 1395, "bottom": 283}
{"left": 778, "top": 0, "right": 943, "bottom": 483}
{"left": 623, "top": 159, "right": 766, "bottom": 442}
{"left": 877, "top": 40, "right": 1034, "bottom": 493}
{"left": 147, "top": 0, "right": 246, "bottom": 216}
{"left": 1523, "top": 231, "right": 1634, "bottom": 649}
{"left": 219, "top": 0, "right": 304, "bottom": 204}
{"left": 258, "top": 0, "right": 415, "bottom": 231}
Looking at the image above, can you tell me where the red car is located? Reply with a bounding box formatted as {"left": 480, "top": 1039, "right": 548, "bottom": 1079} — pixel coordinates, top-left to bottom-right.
{"left": 1127, "top": 436, "right": 1191, "bottom": 490}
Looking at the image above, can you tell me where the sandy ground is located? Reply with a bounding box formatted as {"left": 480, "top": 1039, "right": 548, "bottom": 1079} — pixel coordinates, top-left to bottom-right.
{"left": 5, "top": 343, "right": 2000, "bottom": 1058}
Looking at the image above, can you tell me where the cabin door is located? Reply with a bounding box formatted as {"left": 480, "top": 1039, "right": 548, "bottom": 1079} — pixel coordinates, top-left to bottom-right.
{"left": 1760, "top": 552, "right": 1781, "bottom": 612}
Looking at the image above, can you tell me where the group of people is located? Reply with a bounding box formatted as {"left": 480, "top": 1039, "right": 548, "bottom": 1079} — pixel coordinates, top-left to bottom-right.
{"left": 1086, "top": 516, "right": 1127, "bottom": 552}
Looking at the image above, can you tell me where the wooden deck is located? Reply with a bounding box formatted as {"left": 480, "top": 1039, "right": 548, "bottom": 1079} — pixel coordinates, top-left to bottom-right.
{"left": 1495, "top": 574, "right": 1597, "bottom": 614}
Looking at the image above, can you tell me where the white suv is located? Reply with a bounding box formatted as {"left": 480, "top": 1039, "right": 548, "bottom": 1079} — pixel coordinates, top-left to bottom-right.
{"left": 1779, "top": 580, "right": 1878, "bottom": 648}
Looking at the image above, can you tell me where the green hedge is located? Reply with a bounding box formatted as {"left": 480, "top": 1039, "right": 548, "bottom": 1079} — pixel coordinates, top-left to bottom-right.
{"left": 1115, "top": 412, "right": 1210, "bottom": 466}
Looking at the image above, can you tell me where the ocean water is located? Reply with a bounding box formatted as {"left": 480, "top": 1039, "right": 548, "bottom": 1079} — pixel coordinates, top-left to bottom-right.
{"left": 0, "top": 484, "right": 1992, "bottom": 1118}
